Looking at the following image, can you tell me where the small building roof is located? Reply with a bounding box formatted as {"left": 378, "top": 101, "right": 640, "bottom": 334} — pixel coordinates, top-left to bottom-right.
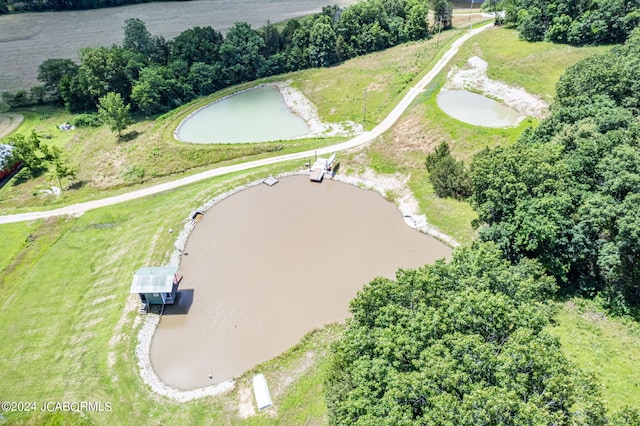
{"left": 130, "top": 266, "right": 178, "bottom": 294}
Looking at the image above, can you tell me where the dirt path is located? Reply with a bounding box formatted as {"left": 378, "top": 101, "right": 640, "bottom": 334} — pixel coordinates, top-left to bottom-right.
{"left": 0, "top": 24, "right": 494, "bottom": 225}
{"left": 0, "top": 113, "right": 24, "bottom": 140}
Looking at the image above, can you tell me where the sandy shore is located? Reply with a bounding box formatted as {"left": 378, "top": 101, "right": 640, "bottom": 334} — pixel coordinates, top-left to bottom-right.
{"left": 443, "top": 56, "right": 549, "bottom": 120}
{"left": 274, "top": 81, "right": 364, "bottom": 138}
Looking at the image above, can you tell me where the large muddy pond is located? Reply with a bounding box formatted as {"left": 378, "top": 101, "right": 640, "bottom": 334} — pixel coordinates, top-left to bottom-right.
{"left": 175, "top": 86, "right": 310, "bottom": 143}
{"left": 151, "top": 175, "right": 452, "bottom": 390}
{"left": 437, "top": 89, "right": 521, "bottom": 127}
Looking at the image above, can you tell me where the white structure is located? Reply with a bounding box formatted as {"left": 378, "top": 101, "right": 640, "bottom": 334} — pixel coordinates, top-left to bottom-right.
{"left": 309, "top": 152, "right": 336, "bottom": 182}
{"left": 252, "top": 374, "right": 273, "bottom": 410}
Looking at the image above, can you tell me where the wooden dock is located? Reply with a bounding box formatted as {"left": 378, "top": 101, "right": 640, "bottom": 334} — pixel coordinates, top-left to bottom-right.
{"left": 309, "top": 168, "right": 324, "bottom": 182}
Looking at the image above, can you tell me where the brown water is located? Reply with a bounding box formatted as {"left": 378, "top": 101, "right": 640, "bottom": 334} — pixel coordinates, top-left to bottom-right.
{"left": 151, "top": 175, "right": 452, "bottom": 390}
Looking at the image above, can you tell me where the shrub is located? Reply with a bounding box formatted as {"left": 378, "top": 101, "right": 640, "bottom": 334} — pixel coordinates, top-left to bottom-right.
{"left": 425, "top": 142, "right": 471, "bottom": 199}
{"left": 71, "top": 114, "right": 102, "bottom": 128}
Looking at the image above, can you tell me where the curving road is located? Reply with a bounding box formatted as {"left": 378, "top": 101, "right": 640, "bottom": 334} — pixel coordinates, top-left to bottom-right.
{"left": 0, "top": 23, "right": 492, "bottom": 225}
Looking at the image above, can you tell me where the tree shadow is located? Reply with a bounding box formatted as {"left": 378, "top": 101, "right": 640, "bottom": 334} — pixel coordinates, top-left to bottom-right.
{"left": 118, "top": 130, "right": 140, "bottom": 143}
{"left": 67, "top": 180, "right": 87, "bottom": 190}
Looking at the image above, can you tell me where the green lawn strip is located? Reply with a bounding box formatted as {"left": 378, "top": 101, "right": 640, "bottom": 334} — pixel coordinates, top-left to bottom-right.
{"left": 294, "top": 29, "right": 463, "bottom": 130}
{"left": 0, "top": 221, "right": 32, "bottom": 276}
{"left": 407, "top": 169, "right": 477, "bottom": 245}
{"left": 0, "top": 130, "right": 338, "bottom": 214}
{"left": 6, "top": 108, "right": 77, "bottom": 147}
{"left": 547, "top": 298, "right": 640, "bottom": 412}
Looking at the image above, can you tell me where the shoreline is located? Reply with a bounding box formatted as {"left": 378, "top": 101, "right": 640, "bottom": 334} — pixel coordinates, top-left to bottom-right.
{"left": 173, "top": 81, "right": 363, "bottom": 143}
{"left": 442, "top": 55, "right": 549, "bottom": 122}
{"left": 135, "top": 169, "right": 458, "bottom": 401}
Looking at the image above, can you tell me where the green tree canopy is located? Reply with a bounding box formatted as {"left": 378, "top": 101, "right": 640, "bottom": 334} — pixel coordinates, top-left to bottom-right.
{"left": 470, "top": 30, "right": 640, "bottom": 310}
{"left": 122, "top": 18, "right": 160, "bottom": 62}
{"left": 37, "top": 58, "right": 79, "bottom": 103}
{"left": 131, "top": 65, "right": 193, "bottom": 115}
{"left": 220, "top": 22, "right": 266, "bottom": 85}
{"left": 6, "top": 131, "right": 55, "bottom": 178}
{"left": 500, "top": 0, "right": 640, "bottom": 44}
{"left": 325, "top": 243, "right": 606, "bottom": 424}
{"left": 170, "top": 26, "right": 223, "bottom": 67}
{"left": 75, "top": 45, "right": 143, "bottom": 106}
{"left": 425, "top": 142, "right": 471, "bottom": 199}
{"left": 97, "top": 91, "right": 132, "bottom": 137}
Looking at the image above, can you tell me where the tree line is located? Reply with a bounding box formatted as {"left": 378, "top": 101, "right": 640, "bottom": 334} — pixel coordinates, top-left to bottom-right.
{"left": 498, "top": 0, "right": 640, "bottom": 45}
{"left": 2, "top": 0, "right": 453, "bottom": 116}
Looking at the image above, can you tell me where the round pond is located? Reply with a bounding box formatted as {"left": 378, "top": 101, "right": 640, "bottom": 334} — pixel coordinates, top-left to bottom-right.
{"left": 151, "top": 175, "right": 452, "bottom": 390}
{"left": 176, "top": 85, "right": 310, "bottom": 144}
{"left": 437, "top": 89, "right": 522, "bottom": 127}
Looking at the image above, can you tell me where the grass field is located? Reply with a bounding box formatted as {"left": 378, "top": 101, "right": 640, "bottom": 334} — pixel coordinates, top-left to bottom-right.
{"left": 548, "top": 299, "right": 640, "bottom": 412}
{"left": 1, "top": 23, "right": 639, "bottom": 424}
{"left": 451, "top": 27, "right": 614, "bottom": 102}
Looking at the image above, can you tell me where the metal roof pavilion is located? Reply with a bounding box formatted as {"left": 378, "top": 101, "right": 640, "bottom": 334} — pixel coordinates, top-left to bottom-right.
{"left": 130, "top": 266, "right": 178, "bottom": 294}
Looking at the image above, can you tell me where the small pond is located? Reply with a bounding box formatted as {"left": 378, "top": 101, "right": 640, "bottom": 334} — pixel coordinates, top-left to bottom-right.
{"left": 176, "top": 85, "right": 310, "bottom": 144}
{"left": 437, "top": 89, "right": 522, "bottom": 127}
{"left": 151, "top": 176, "right": 452, "bottom": 390}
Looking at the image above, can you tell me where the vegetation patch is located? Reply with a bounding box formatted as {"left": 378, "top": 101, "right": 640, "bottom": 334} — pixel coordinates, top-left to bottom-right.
{"left": 548, "top": 298, "right": 640, "bottom": 412}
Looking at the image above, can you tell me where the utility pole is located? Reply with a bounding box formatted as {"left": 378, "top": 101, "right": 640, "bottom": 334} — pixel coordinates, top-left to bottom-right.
{"left": 468, "top": 0, "right": 474, "bottom": 29}
{"left": 363, "top": 88, "right": 367, "bottom": 126}
{"left": 436, "top": 16, "right": 443, "bottom": 48}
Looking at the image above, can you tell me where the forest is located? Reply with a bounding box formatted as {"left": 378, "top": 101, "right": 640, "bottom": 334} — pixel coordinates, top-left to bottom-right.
{"left": 499, "top": 0, "right": 640, "bottom": 44}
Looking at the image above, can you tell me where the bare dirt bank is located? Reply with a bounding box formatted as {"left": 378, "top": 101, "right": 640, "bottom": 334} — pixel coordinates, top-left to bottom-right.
{"left": 0, "top": 113, "right": 24, "bottom": 140}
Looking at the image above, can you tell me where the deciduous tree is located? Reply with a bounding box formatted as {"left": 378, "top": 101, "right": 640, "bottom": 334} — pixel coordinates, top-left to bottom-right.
{"left": 325, "top": 243, "right": 605, "bottom": 424}
{"left": 37, "top": 58, "right": 79, "bottom": 103}
{"left": 97, "top": 91, "right": 132, "bottom": 137}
